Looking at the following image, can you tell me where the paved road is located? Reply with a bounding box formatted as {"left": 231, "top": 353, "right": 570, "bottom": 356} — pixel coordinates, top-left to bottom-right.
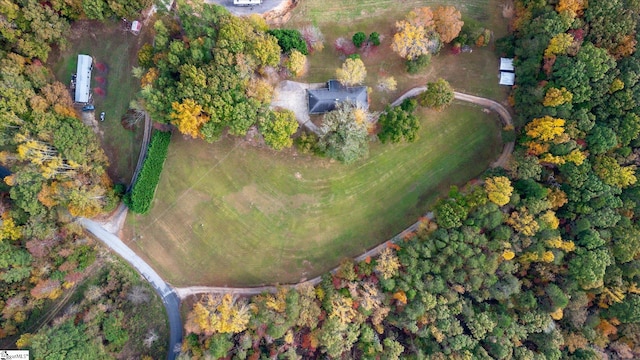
{"left": 78, "top": 218, "right": 182, "bottom": 360}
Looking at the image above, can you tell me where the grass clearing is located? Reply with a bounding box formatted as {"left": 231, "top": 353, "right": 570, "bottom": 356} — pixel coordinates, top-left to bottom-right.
{"left": 49, "top": 20, "right": 149, "bottom": 185}
{"left": 288, "top": 0, "right": 510, "bottom": 106}
{"left": 125, "top": 103, "right": 502, "bottom": 286}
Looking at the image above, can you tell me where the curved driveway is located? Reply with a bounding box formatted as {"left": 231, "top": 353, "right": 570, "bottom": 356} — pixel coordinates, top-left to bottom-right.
{"left": 78, "top": 218, "right": 182, "bottom": 360}
{"left": 79, "top": 89, "right": 513, "bottom": 359}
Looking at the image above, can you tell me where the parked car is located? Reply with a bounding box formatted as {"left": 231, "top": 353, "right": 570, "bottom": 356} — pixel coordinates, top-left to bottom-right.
{"left": 82, "top": 104, "right": 95, "bottom": 111}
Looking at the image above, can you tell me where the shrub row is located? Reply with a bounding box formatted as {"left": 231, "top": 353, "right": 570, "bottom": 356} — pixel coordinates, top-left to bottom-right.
{"left": 124, "top": 131, "right": 171, "bottom": 214}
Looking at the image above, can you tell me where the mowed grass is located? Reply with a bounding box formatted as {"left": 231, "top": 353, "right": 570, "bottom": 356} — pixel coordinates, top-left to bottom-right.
{"left": 288, "top": 0, "right": 510, "bottom": 106}
{"left": 50, "top": 20, "right": 147, "bottom": 185}
{"left": 125, "top": 103, "right": 502, "bottom": 286}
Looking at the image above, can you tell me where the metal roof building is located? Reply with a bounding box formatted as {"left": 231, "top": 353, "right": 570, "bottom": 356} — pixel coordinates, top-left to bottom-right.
{"left": 499, "top": 72, "right": 515, "bottom": 86}
{"left": 74, "top": 54, "right": 93, "bottom": 103}
{"left": 500, "top": 58, "right": 514, "bottom": 72}
{"left": 307, "top": 80, "right": 368, "bottom": 114}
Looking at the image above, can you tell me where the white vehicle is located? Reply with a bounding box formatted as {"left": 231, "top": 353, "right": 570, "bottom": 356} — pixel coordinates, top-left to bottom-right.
{"left": 233, "top": 0, "right": 261, "bottom": 6}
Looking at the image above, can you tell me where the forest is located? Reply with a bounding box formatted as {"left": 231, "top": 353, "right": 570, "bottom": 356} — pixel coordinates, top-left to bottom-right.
{"left": 178, "top": 0, "right": 640, "bottom": 358}
{"left": 0, "top": 0, "right": 167, "bottom": 358}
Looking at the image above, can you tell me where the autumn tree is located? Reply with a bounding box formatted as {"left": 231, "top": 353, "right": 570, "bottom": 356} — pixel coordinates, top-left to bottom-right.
{"left": 525, "top": 116, "right": 565, "bottom": 141}
{"left": 259, "top": 110, "right": 299, "bottom": 150}
{"left": 544, "top": 33, "right": 574, "bottom": 57}
{"left": 484, "top": 176, "right": 514, "bottom": 206}
{"left": 336, "top": 58, "right": 367, "bottom": 86}
{"left": 285, "top": 50, "right": 307, "bottom": 77}
{"left": 433, "top": 6, "right": 464, "bottom": 43}
{"left": 420, "top": 78, "right": 454, "bottom": 110}
{"left": 543, "top": 87, "right": 573, "bottom": 107}
{"left": 169, "top": 99, "right": 209, "bottom": 139}
{"left": 594, "top": 156, "right": 637, "bottom": 188}
{"left": 391, "top": 20, "right": 438, "bottom": 60}
{"left": 376, "top": 247, "right": 401, "bottom": 279}
{"left": 556, "top": 0, "right": 587, "bottom": 19}
{"left": 185, "top": 294, "right": 250, "bottom": 335}
{"left": 377, "top": 77, "right": 397, "bottom": 92}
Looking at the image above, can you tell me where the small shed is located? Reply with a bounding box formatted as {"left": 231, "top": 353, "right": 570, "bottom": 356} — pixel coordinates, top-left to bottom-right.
{"left": 500, "top": 58, "right": 514, "bottom": 72}
{"left": 74, "top": 54, "right": 93, "bottom": 104}
{"left": 131, "top": 20, "right": 142, "bottom": 35}
{"left": 499, "top": 72, "right": 515, "bottom": 86}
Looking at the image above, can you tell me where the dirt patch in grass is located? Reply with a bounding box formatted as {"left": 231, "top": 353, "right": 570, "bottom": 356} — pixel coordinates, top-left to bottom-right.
{"left": 48, "top": 20, "right": 152, "bottom": 185}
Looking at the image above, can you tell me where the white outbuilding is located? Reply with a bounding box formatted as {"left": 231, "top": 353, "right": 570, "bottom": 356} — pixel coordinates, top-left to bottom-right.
{"left": 74, "top": 54, "right": 93, "bottom": 103}
{"left": 500, "top": 58, "right": 514, "bottom": 72}
{"left": 499, "top": 72, "right": 515, "bottom": 86}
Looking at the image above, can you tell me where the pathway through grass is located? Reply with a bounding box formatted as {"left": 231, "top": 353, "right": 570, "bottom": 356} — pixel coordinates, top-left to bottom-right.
{"left": 126, "top": 104, "right": 501, "bottom": 286}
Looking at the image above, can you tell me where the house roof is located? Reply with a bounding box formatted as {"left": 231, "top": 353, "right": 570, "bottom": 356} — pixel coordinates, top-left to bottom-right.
{"left": 308, "top": 80, "right": 368, "bottom": 114}
{"left": 74, "top": 54, "right": 92, "bottom": 103}
{"left": 500, "top": 58, "right": 514, "bottom": 72}
{"left": 499, "top": 71, "right": 515, "bottom": 86}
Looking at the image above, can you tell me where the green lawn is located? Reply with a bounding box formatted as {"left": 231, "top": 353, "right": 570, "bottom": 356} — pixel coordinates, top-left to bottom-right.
{"left": 50, "top": 20, "right": 147, "bottom": 185}
{"left": 125, "top": 103, "right": 502, "bottom": 286}
{"left": 288, "top": 0, "right": 510, "bottom": 106}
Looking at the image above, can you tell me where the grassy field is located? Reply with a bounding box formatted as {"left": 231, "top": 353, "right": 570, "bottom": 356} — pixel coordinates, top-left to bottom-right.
{"left": 125, "top": 103, "right": 502, "bottom": 286}
{"left": 49, "top": 20, "right": 147, "bottom": 185}
{"left": 288, "top": 0, "right": 510, "bottom": 106}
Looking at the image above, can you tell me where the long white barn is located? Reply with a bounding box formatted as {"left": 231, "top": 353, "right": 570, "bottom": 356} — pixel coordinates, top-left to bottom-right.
{"left": 75, "top": 54, "right": 93, "bottom": 103}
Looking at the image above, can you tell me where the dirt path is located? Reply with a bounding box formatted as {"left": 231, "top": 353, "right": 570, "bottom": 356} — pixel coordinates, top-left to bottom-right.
{"left": 128, "top": 112, "right": 152, "bottom": 191}
{"left": 391, "top": 86, "right": 514, "bottom": 168}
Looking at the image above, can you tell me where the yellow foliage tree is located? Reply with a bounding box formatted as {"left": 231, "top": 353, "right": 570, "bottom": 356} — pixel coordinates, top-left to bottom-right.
{"left": 433, "top": 6, "right": 464, "bottom": 43}
{"left": 543, "top": 87, "right": 573, "bottom": 107}
{"left": 185, "top": 294, "right": 250, "bottom": 335}
{"left": 547, "top": 188, "right": 568, "bottom": 209}
{"left": 564, "top": 149, "right": 586, "bottom": 165}
{"left": 539, "top": 210, "right": 560, "bottom": 230}
{"left": 285, "top": 50, "right": 307, "bottom": 78}
{"left": 507, "top": 210, "right": 540, "bottom": 236}
{"left": 377, "top": 77, "right": 397, "bottom": 92}
{"left": 169, "top": 98, "right": 209, "bottom": 139}
{"left": 336, "top": 58, "right": 367, "bottom": 86}
{"left": 556, "top": 0, "right": 587, "bottom": 18}
{"left": 502, "top": 250, "right": 515, "bottom": 260}
{"left": 329, "top": 294, "right": 357, "bottom": 324}
{"left": 0, "top": 213, "right": 21, "bottom": 241}
{"left": 246, "top": 78, "right": 274, "bottom": 104}
{"left": 546, "top": 236, "right": 576, "bottom": 252}
{"left": 376, "top": 247, "right": 401, "bottom": 280}
{"left": 544, "top": 33, "right": 574, "bottom": 57}
{"left": 484, "top": 176, "right": 513, "bottom": 206}
{"left": 391, "top": 20, "right": 432, "bottom": 60}
{"left": 526, "top": 116, "right": 565, "bottom": 141}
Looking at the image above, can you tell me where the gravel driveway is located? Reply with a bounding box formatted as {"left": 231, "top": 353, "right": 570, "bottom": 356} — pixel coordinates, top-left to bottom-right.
{"left": 272, "top": 80, "right": 322, "bottom": 135}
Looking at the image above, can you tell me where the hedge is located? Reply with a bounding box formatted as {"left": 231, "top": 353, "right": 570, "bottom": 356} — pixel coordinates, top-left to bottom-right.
{"left": 267, "top": 29, "right": 308, "bottom": 55}
{"left": 124, "top": 131, "right": 171, "bottom": 214}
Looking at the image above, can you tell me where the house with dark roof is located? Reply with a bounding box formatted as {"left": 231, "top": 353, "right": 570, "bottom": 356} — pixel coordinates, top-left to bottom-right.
{"left": 307, "top": 80, "right": 368, "bottom": 114}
